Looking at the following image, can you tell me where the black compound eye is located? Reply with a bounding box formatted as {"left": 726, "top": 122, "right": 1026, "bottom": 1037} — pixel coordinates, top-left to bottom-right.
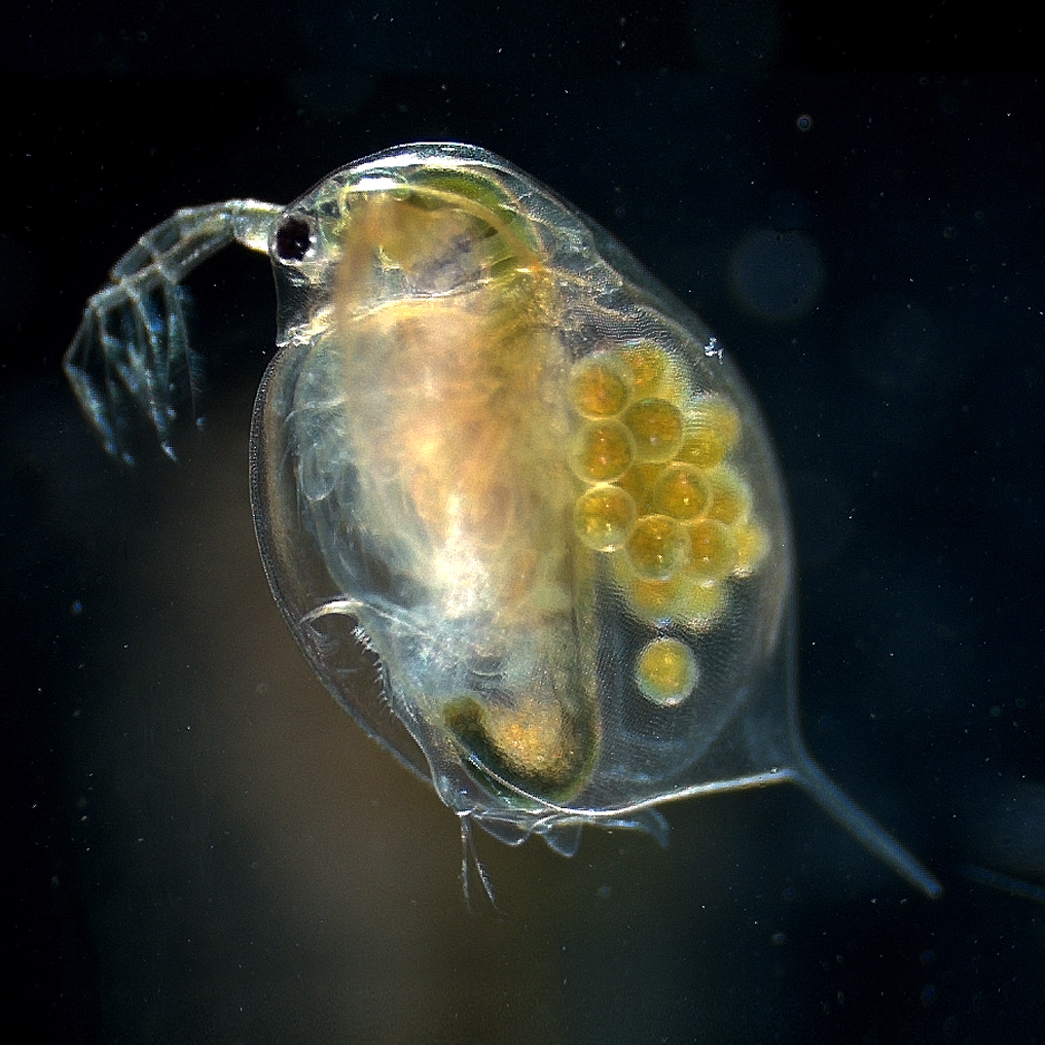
{"left": 275, "top": 214, "right": 313, "bottom": 262}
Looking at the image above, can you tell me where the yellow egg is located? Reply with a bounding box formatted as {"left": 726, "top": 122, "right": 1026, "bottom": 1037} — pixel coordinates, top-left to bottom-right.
{"left": 648, "top": 463, "right": 710, "bottom": 521}
{"left": 621, "top": 341, "right": 671, "bottom": 397}
{"left": 625, "top": 514, "right": 690, "bottom": 580}
{"left": 635, "top": 637, "right": 699, "bottom": 707}
{"left": 569, "top": 420, "right": 635, "bottom": 483}
{"left": 671, "top": 575, "right": 726, "bottom": 626}
{"left": 686, "top": 519, "right": 738, "bottom": 581}
{"left": 615, "top": 463, "right": 663, "bottom": 514}
{"left": 623, "top": 398, "right": 685, "bottom": 463}
{"left": 574, "top": 485, "right": 637, "bottom": 551}
{"left": 569, "top": 355, "right": 631, "bottom": 418}
{"left": 677, "top": 398, "right": 742, "bottom": 470}
{"left": 704, "top": 468, "right": 750, "bottom": 525}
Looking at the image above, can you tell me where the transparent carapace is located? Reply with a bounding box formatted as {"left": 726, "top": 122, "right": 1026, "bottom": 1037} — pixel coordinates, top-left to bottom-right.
{"left": 65, "top": 142, "right": 941, "bottom": 899}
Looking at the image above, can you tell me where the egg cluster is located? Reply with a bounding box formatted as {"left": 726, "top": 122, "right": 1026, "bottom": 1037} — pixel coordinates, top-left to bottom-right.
{"left": 568, "top": 341, "right": 767, "bottom": 704}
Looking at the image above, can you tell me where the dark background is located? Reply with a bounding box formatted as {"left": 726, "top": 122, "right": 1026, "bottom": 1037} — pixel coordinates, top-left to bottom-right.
{"left": 3, "top": 2, "right": 1044, "bottom": 1042}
